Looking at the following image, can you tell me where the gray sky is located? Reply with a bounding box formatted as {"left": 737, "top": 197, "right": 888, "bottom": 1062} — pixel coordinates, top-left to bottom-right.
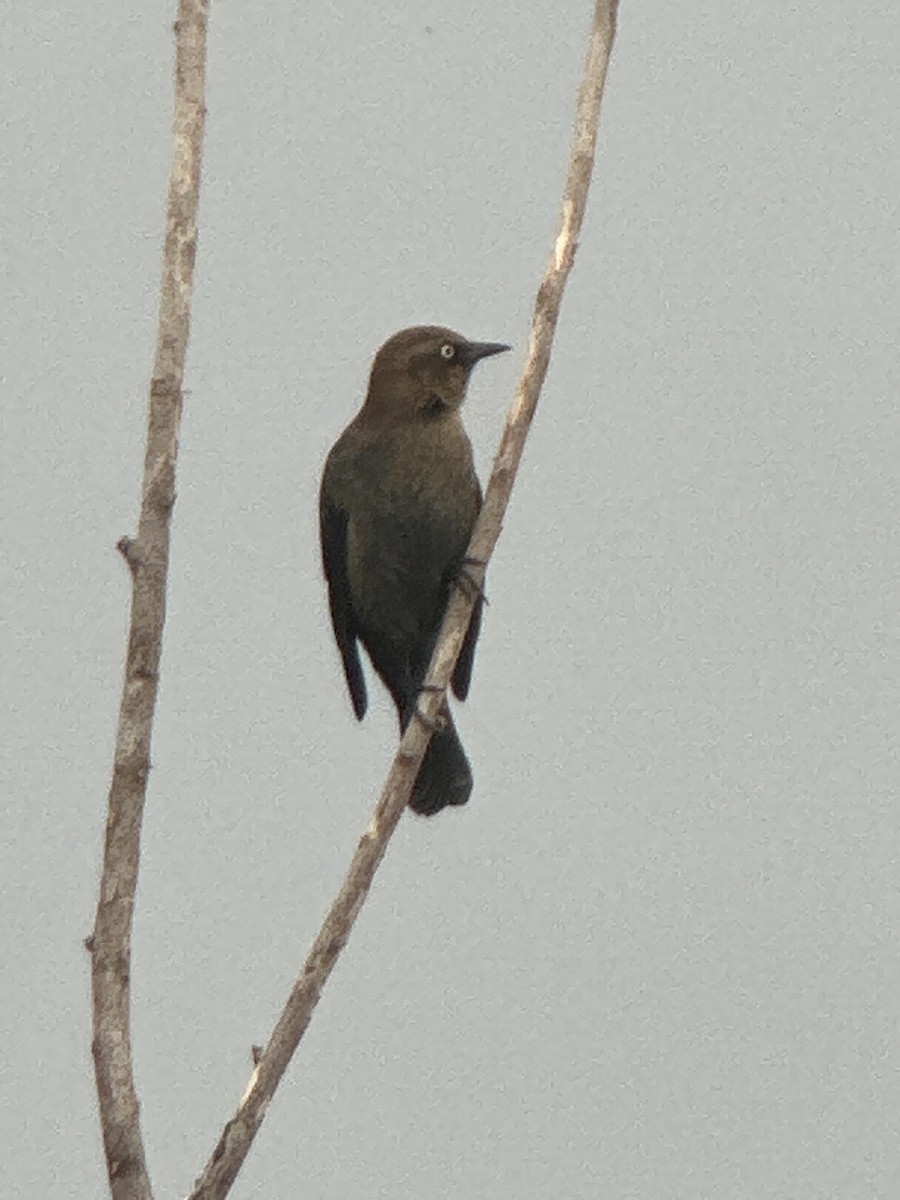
{"left": 3, "top": 2, "right": 898, "bottom": 1197}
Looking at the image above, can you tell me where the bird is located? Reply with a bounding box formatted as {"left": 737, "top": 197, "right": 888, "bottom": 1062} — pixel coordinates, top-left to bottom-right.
{"left": 320, "top": 325, "right": 510, "bottom": 815}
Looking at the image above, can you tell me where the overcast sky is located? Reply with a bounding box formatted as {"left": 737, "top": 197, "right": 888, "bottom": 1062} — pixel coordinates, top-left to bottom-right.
{"left": 3, "top": 2, "right": 898, "bottom": 1197}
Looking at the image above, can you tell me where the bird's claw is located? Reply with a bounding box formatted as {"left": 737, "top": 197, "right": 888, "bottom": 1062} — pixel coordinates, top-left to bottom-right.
{"left": 412, "top": 685, "right": 447, "bottom": 732}
{"left": 455, "top": 555, "right": 489, "bottom": 604}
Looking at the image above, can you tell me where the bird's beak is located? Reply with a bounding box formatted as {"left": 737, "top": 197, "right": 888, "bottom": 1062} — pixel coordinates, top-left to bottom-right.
{"left": 461, "top": 340, "right": 511, "bottom": 366}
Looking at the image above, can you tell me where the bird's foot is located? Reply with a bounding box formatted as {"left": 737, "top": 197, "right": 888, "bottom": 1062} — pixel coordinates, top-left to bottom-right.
{"left": 455, "top": 555, "right": 489, "bottom": 604}
{"left": 411, "top": 685, "right": 447, "bottom": 732}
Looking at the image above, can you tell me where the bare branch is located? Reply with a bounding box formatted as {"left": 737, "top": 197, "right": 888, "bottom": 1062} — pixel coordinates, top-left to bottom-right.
{"left": 89, "top": 3, "right": 210, "bottom": 1198}
{"left": 187, "top": 3, "right": 620, "bottom": 1196}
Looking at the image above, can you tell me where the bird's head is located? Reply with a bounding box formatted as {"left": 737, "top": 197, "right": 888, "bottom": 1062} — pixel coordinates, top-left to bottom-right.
{"left": 364, "top": 325, "right": 510, "bottom": 422}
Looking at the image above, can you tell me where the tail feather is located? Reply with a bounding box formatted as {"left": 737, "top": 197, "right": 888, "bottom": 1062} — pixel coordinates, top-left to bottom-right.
{"left": 410, "top": 714, "right": 472, "bottom": 816}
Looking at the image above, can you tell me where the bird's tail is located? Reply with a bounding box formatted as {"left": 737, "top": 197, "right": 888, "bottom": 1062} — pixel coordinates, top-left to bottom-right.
{"left": 409, "top": 710, "right": 473, "bottom": 816}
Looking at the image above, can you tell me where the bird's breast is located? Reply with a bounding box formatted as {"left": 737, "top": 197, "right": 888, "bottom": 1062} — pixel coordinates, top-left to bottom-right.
{"left": 345, "top": 422, "right": 479, "bottom": 638}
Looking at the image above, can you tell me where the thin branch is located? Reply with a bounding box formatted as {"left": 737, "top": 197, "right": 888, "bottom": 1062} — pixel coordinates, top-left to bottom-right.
{"left": 88, "top": 4, "right": 210, "bottom": 1199}
{"left": 187, "top": 3, "right": 620, "bottom": 1197}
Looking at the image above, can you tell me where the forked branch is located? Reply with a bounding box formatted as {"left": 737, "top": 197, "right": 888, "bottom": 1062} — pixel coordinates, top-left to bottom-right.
{"left": 188, "top": 3, "right": 620, "bottom": 1197}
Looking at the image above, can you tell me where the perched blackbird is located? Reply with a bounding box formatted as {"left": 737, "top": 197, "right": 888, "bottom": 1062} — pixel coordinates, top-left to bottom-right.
{"left": 320, "top": 325, "right": 509, "bottom": 815}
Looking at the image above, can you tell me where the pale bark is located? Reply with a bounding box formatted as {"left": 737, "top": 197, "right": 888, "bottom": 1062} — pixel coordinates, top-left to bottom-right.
{"left": 188, "top": 3, "right": 620, "bottom": 1197}
{"left": 88, "top": 4, "right": 210, "bottom": 1198}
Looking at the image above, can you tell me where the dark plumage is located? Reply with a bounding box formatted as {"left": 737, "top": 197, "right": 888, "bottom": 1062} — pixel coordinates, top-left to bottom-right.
{"left": 320, "top": 325, "right": 509, "bottom": 815}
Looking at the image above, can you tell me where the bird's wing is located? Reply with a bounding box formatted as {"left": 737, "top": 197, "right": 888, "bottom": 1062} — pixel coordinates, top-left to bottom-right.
{"left": 320, "top": 462, "right": 368, "bottom": 720}
{"left": 452, "top": 593, "right": 482, "bottom": 701}
{"left": 451, "top": 476, "right": 483, "bottom": 702}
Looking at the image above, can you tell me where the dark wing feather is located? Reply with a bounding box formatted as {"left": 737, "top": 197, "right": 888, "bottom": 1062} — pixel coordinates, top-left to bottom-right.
{"left": 319, "top": 480, "right": 367, "bottom": 720}
{"left": 452, "top": 593, "right": 482, "bottom": 701}
{"left": 451, "top": 477, "right": 484, "bottom": 702}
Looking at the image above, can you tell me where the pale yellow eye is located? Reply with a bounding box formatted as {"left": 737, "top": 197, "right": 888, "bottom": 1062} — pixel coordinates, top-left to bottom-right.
{"left": 440, "top": 343, "right": 456, "bottom": 360}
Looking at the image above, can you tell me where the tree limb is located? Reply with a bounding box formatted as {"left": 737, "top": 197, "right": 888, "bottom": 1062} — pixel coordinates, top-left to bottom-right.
{"left": 89, "top": 3, "right": 210, "bottom": 1198}
{"left": 187, "top": 3, "right": 620, "bottom": 1196}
